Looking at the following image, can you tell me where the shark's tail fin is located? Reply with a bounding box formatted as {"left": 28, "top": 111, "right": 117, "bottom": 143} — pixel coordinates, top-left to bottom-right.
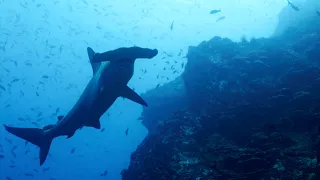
{"left": 4, "top": 125, "right": 53, "bottom": 166}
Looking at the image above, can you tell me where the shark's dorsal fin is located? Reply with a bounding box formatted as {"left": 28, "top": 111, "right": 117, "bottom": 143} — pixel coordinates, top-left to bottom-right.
{"left": 57, "top": 116, "right": 64, "bottom": 121}
{"left": 121, "top": 86, "right": 148, "bottom": 107}
{"left": 87, "top": 47, "right": 101, "bottom": 75}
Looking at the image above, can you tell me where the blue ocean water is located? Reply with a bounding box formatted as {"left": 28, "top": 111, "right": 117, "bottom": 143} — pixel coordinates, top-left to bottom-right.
{"left": 1, "top": 0, "right": 319, "bottom": 180}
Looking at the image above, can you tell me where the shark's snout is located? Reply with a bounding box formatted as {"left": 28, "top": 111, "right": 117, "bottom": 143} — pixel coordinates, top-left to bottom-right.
{"left": 151, "top": 49, "right": 158, "bottom": 56}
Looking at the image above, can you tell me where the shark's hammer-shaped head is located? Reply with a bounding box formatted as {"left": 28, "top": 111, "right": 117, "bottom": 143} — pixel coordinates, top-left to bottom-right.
{"left": 88, "top": 46, "right": 158, "bottom": 64}
{"left": 87, "top": 46, "right": 158, "bottom": 81}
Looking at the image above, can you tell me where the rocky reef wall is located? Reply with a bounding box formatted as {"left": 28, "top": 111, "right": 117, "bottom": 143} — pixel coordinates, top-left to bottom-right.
{"left": 122, "top": 13, "right": 320, "bottom": 180}
{"left": 139, "top": 77, "right": 187, "bottom": 134}
{"left": 272, "top": 0, "right": 320, "bottom": 37}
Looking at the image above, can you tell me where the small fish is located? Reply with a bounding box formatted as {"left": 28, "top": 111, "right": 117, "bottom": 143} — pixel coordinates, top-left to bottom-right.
{"left": 125, "top": 128, "right": 129, "bottom": 136}
{"left": 20, "top": 90, "right": 24, "bottom": 96}
{"left": 24, "top": 173, "right": 34, "bottom": 177}
{"left": 216, "top": 16, "right": 225, "bottom": 22}
{"left": 81, "top": 0, "right": 88, "bottom": 5}
{"left": 100, "top": 170, "right": 108, "bottom": 176}
{"left": 0, "top": 84, "right": 6, "bottom": 91}
{"left": 42, "top": 75, "right": 49, "bottom": 79}
{"left": 11, "top": 151, "right": 16, "bottom": 158}
{"left": 100, "top": 128, "right": 105, "bottom": 132}
{"left": 6, "top": 177, "right": 12, "bottom": 180}
{"left": 5, "top": 138, "right": 12, "bottom": 144}
{"left": 170, "top": 21, "right": 174, "bottom": 31}
{"left": 25, "top": 62, "right": 32, "bottom": 66}
{"left": 37, "top": 112, "right": 43, "bottom": 117}
{"left": 43, "top": 167, "right": 50, "bottom": 172}
{"left": 18, "top": 117, "right": 26, "bottom": 121}
{"left": 70, "top": 147, "right": 76, "bottom": 154}
{"left": 287, "top": 0, "right": 299, "bottom": 11}
{"left": 210, "top": 9, "right": 221, "bottom": 14}
{"left": 10, "top": 78, "right": 20, "bottom": 83}
{"left": 3, "top": 67, "right": 10, "bottom": 73}
{"left": 31, "top": 122, "right": 39, "bottom": 126}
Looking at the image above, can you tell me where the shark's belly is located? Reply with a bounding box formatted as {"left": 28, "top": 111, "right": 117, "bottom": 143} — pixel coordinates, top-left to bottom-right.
{"left": 88, "top": 63, "right": 134, "bottom": 121}
{"left": 51, "top": 75, "right": 102, "bottom": 136}
{"left": 89, "top": 87, "right": 118, "bottom": 120}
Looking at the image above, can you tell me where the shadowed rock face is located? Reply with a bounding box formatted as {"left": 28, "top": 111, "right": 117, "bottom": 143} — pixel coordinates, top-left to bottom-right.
{"left": 272, "top": 0, "right": 320, "bottom": 37}
{"left": 140, "top": 77, "right": 187, "bottom": 134}
{"left": 122, "top": 13, "right": 320, "bottom": 180}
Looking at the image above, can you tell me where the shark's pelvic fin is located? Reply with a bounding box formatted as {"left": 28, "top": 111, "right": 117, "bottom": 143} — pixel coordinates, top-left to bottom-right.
{"left": 66, "top": 131, "right": 75, "bottom": 139}
{"left": 121, "top": 86, "right": 148, "bottom": 107}
{"left": 87, "top": 47, "right": 101, "bottom": 75}
{"left": 85, "top": 118, "right": 101, "bottom": 129}
{"left": 4, "top": 125, "right": 53, "bottom": 166}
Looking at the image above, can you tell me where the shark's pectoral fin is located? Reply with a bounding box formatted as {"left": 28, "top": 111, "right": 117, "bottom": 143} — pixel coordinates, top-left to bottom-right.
{"left": 121, "top": 86, "right": 148, "bottom": 107}
{"left": 87, "top": 47, "right": 101, "bottom": 75}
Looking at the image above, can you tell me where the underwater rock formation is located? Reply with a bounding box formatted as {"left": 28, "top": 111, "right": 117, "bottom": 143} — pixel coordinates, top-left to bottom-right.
{"left": 139, "top": 77, "right": 186, "bottom": 133}
{"left": 273, "top": 0, "right": 320, "bottom": 37}
{"left": 122, "top": 17, "right": 320, "bottom": 180}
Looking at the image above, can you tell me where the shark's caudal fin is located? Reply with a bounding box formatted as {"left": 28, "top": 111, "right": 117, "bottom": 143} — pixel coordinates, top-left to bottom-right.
{"left": 4, "top": 125, "right": 53, "bottom": 166}
{"left": 87, "top": 47, "right": 101, "bottom": 75}
{"left": 121, "top": 86, "right": 148, "bottom": 107}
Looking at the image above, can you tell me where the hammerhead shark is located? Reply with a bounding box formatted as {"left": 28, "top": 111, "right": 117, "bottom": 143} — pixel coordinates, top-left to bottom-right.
{"left": 4, "top": 46, "right": 158, "bottom": 165}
